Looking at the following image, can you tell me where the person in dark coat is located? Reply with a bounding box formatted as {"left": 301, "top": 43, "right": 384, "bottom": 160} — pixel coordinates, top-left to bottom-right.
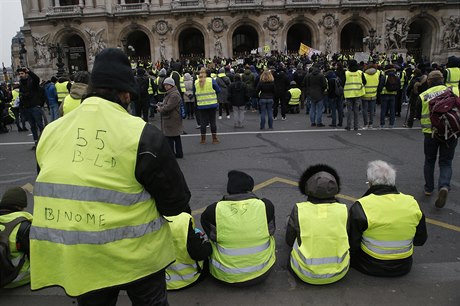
{"left": 227, "top": 73, "right": 249, "bottom": 128}
{"left": 273, "top": 66, "right": 290, "bottom": 120}
{"left": 134, "top": 68, "right": 150, "bottom": 122}
{"left": 157, "top": 77, "right": 184, "bottom": 158}
{"left": 303, "top": 65, "right": 327, "bottom": 127}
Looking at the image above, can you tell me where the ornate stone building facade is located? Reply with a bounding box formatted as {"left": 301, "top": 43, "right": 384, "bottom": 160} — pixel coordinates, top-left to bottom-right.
{"left": 16, "top": 0, "right": 460, "bottom": 78}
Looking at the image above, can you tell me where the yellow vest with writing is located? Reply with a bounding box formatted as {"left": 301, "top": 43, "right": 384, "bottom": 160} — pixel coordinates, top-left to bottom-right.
{"left": 0, "top": 211, "right": 33, "bottom": 288}
{"left": 359, "top": 193, "right": 422, "bottom": 260}
{"left": 363, "top": 72, "right": 380, "bottom": 99}
{"left": 31, "top": 97, "right": 174, "bottom": 296}
{"left": 344, "top": 71, "right": 365, "bottom": 98}
{"left": 165, "top": 213, "right": 204, "bottom": 290}
{"left": 290, "top": 202, "right": 349, "bottom": 285}
{"left": 210, "top": 198, "right": 276, "bottom": 283}
{"left": 419, "top": 85, "right": 459, "bottom": 134}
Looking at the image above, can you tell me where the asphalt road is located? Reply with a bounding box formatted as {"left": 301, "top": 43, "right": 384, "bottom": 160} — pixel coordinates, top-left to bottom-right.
{"left": 0, "top": 106, "right": 459, "bottom": 305}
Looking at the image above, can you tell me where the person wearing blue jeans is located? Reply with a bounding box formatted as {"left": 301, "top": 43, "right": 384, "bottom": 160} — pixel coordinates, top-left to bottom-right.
{"left": 362, "top": 99, "right": 376, "bottom": 129}
{"left": 380, "top": 94, "right": 396, "bottom": 128}
{"left": 259, "top": 98, "right": 274, "bottom": 129}
{"left": 309, "top": 99, "right": 324, "bottom": 127}
{"left": 22, "top": 106, "right": 44, "bottom": 146}
{"left": 345, "top": 97, "right": 361, "bottom": 130}
{"left": 329, "top": 97, "right": 344, "bottom": 127}
{"left": 424, "top": 136, "right": 458, "bottom": 196}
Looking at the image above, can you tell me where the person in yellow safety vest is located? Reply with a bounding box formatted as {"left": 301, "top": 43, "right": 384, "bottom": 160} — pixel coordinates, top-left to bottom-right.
{"left": 443, "top": 56, "right": 460, "bottom": 92}
{"left": 343, "top": 60, "right": 366, "bottom": 131}
{"left": 286, "top": 164, "right": 350, "bottom": 285}
{"left": 348, "top": 160, "right": 427, "bottom": 276}
{"left": 165, "top": 212, "right": 211, "bottom": 290}
{"left": 155, "top": 68, "right": 168, "bottom": 105}
{"left": 287, "top": 81, "right": 301, "bottom": 114}
{"left": 362, "top": 63, "right": 382, "bottom": 129}
{"left": 201, "top": 170, "right": 276, "bottom": 286}
{"left": 395, "top": 67, "right": 407, "bottom": 117}
{"left": 30, "top": 48, "right": 192, "bottom": 305}
{"left": 54, "top": 78, "right": 69, "bottom": 105}
{"left": 415, "top": 70, "right": 459, "bottom": 208}
{"left": 194, "top": 67, "right": 221, "bottom": 144}
{"left": 0, "top": 187, "right": 32, "bottom": 289}
{"left": 59, "top": 71, "right": 89, "bottom": 117}
{"left": 147, "top": 70, "right": 157, "bottom": 119}
{"left": 9, "top": 85, "right": 28, "bottom": 132}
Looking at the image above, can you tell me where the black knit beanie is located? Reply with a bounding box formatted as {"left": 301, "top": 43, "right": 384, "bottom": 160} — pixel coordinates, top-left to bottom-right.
{"left": 90, "top": 48, "right": 138, "bottom": 99}
{"left": 0, "top": 187, "right": 27, "bottom": 209}
{"left": 227, "top": 170, "right": 254, "bottom": 194}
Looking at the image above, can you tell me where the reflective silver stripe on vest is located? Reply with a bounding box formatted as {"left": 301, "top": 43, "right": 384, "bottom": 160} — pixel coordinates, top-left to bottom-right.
{"left": 11, "top": 256, "right": 22, "bottom": 266}
{"left": 362, "top": 236, "right": 413, "bottom": 254}
{"left": 30, "top": 217, "right": 165, "bottom": 245}
{"left": 217, "top": 241, "right": 270, "bottom": 256}
{"left": 290, "top": 256, "right": 349, "bottom": 279}
{"left": 168, "top": 262, "right": 198, "bottom": 271}
{"left": 210, "top": 255, "right": 272, "bottom": 274}
{"left": 34, "top": 182, "right": 151, "bottom": 206}
{"left": 293, "top": 241, "right": 348, "bottom": 265}
{"left": 167, "top": 271, "right": 197, "bottom": 282}
{"left": 421, "top": 114, "right": 430, "bottom": 118}
{"left": 421, "top": 124, "right": 431, "bottom": 128}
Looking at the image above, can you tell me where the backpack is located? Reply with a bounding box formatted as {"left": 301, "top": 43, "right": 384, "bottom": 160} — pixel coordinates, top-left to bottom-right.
{"left": 0, "top": 217, "right": 28, "bottom": 288}
{"left": 334, "top": 77, "right": 344, "bottom": 97}
{"left": 428, "top": 88, "right": 460, "bottom": 141}
{"left": 385, "top": 74, "right": 400, "bottom": 92}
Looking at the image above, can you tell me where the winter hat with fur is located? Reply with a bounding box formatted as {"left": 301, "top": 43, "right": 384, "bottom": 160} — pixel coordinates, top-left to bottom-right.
{"left": 299, "top": 164, "right": 340, "bottom": 199}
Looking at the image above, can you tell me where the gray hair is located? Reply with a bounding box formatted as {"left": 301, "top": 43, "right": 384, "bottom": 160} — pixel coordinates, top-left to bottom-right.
{"left": 367, "top": 160, "right": 396, "bottom": 186}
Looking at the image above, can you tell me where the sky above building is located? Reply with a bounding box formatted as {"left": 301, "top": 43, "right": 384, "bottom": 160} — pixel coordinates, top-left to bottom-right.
{"left": 0, "top": 0, "right": 24, "bottom": 67}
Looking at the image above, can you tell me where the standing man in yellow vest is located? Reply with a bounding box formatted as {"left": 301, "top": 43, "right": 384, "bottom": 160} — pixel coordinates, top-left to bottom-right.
{"left": 343, "top": 60, "right": 366, "bottom": 131}
{"left": 443, "top": 56, "right": 460, "bottom": 92}
{"left": 59, "top": 71, "right": 89, "bottom": 117}
{"left": 201, "top": 170, "right": 276, "bottom": 286}
{"left": 416, "top": 70, "right": 459, "bottom": 208}
{"left": 362, "top": 64, "right": 382, "bottom": 129}
{"left": 30, "top": 48, "right": 191, "bottom": 305}
{"left": 286, "top": 165, "right": 349, "bottom": 284}
{"left": 348, "top": 160, "right": 427, "bottom": 276}
{"left": 54, "top": 77, "right": 69, "bottom": 105}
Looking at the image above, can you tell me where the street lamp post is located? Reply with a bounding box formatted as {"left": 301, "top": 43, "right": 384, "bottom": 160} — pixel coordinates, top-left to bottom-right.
{"left": 363, "top": 28, "right": 381, "bottom": 55}
{"left": 2, "top": 63, "right": 8, "bottom": 83}
{"left": 19, "top": 43, "right": 27, "bottom": 67}
{"left": 49, "top": 43, "right": 68, "bottom": 78}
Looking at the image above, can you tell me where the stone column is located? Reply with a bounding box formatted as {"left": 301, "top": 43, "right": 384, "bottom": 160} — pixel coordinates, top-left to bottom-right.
{"left": 79, "top": 0, "right": 85, "bottom": 7}
{"left": 54, "top": 0, "right": 60, "bottom": 8}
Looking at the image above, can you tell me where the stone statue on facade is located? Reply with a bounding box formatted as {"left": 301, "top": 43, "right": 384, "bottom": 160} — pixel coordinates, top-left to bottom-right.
{"left": 32, "top": 34, "right": 51, "bottom": 66}
{"left": 441, "top": 16, "right": 460, "bottom": 49}
{"left": 214, "top": 34, "right": 223, "bottom": 58}
{"left": 160, "top": 38, "right": 167, "bottom": 61}
{"left": 384, "top": 17, "right": 409, "bottom": 50}
{"left": 85, "top": 28, "right": 106, "bottom": 64}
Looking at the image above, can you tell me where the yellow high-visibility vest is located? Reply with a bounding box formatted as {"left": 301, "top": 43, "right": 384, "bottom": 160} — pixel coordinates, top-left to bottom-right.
{"left": 31, "top": 97, "right": 174, "bottom": 296}
{"left": 289, "top": 202, "right": 349, "bottom": 285}
{"left": 195, "top": 78, "right": 218, "bottom": 108}
{"left": 344, "top": 71, "right": 365, "bottom": 99}
{"left": 359, "top": 193, "right": 422, "bottom": 260}
{"left": 0, "top": 211, "right": 33, "bottom": 288}
{"left": 165, "top": 213, "right": 204, "bottom": 290}
{"left": 209, "top": 198, "right": 276, "bottom": 284}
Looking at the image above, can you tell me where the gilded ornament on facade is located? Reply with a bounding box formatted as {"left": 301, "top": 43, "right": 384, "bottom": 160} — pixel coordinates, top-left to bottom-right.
{"left": 318, "top": 14, "right": 338, "bottom": 29}
{"left": 263, "top": 15, "right": 283, "bottom": 31}
{"left": 154, "top": 20, "right": 172, "bottom": 35}
{"left": 208, "top": 18, "right": 227, "bottom": 34}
